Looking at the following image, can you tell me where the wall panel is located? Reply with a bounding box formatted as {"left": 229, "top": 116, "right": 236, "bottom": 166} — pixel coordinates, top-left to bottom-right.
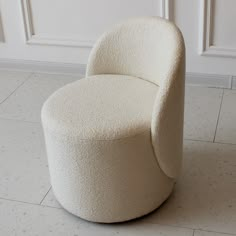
{"left": 22, "top": 0, "right": 164, "bottom": 47}
{"left": 1, "top": 0, "right": 236, "bottom": 78}
{"left": 199, "top": 0, "right": 236, "bottom": 57}
{"left": 0, "top": 0, "right": 168, "bottom": 64}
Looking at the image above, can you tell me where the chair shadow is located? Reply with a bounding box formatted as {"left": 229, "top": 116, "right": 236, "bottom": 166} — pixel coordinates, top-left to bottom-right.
{"left": 62, "top": 140, "right": 235, "bottom": 233}
{"left": 136, "top": 141, "right": 236, "bottom": 230}
{"left": 107, "top": 141, "right": 236, "bottom": 230}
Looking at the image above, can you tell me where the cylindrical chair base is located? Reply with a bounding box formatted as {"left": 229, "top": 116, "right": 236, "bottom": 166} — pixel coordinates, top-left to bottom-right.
{"left": 43, "top": 127, "right": 174, "bottom": 223}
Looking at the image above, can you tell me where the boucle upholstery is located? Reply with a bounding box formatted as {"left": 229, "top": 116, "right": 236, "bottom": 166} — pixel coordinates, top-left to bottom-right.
{"left": 42, "top": 75, "right": 159, "bottom": 140}
{"left": 87, "top": 17, "right": 185, "bottom": 179}
{"left": 41, "top": 16, "right": 185, "bottom": 223}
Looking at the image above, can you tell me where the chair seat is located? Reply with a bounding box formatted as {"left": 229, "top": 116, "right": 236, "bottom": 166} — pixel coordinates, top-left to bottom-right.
{"left": 42, "top": 74, "right": 159, "bottom": 140}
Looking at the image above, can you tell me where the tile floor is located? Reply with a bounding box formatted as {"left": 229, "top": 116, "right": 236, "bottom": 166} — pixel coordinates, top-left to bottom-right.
{"left": 0, "top": 69, "right": 235, "bottom": 236}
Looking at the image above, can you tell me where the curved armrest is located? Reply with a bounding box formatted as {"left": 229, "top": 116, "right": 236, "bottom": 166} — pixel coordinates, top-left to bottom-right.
{"left": 151, "top": 55, "right": 185, "bottom": 179}
{"left": 86, "top": 17, "right": 186, "bottom": 179}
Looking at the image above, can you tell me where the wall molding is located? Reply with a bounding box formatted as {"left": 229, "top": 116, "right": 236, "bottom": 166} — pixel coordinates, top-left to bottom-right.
{"left": 0, "top": 58, "right": 235, "bottom": 89}
{"left": 20, "top": 0, "right": 171, "bottom": 48}
{"left": 20, "top": 0, "right": 95, "bottom": 48}
{"left": 160, "top": 0, "right": 171, "bottom": 20}
{"left": 199, "top": 0, "right": 236, "bottom": 58}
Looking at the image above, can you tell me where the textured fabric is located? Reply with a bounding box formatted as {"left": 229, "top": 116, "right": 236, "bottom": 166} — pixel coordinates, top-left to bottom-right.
{"left": 152, "top": 55, "right": 185, "bottom": 178}
{"left": 42, "top": 75, "right": 158, "bottom": 140}
{"left": 44, "top": 128, "right": 174, "bottom": 223}
{"left": 41, "top": 16, "right": 185, "bottom": 223}
{"left": 87, "top": 17, "right": 183, "bottom": 87}
{"left": 87, "top": 16, "right": 185, "bottom": 178}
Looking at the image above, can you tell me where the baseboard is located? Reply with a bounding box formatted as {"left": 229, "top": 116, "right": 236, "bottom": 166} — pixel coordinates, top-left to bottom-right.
{"left": 0, "top": 58, "right": 235, "bottom": 89}
{"left": 232, "top": 76, "right": 236, "bottom": 89}
{"left": 186, "top": 72, "right": 232, "bottom": 89}
{"left": 0, "top": 58, "right": 86, "bottom": 76}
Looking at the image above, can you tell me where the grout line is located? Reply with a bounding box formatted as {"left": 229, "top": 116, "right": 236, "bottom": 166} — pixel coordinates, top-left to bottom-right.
{"left": 184, "top": 138, "right": 213, "bottom": 143}
{"left": 196, "top": 229, "right": 236, "bottom": 236}
{"left": 39, "top": 186, "right": 52, "bottom": 205}
{"left": 0, "top": 195, "right": 60, "bottom": 210}
{"left": 0, "top": 72, "right": 34, "bottom": 106}
{"left": 185, "top": 138, "right": 236, "bottom": 146}
{"left": 147, "top": 223, "right": 236, "bottom": 236}
{"left": 0, "top": 196, "right": 39, "bottom": 206}
{"left": 145, "top": 222, "right": 196, "bottom": 232}
{"left": 213, "top": 89, "right": 224, "bottom": 142}
{"left": 214, "top": 141, "right": 236, "bottom": 146}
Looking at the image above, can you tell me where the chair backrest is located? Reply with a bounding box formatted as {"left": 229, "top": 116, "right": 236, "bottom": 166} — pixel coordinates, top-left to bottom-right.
{"left": 86, "top": 17, "right": 184, "bottom": 87}
{"left": 87, "top": 17, "right": 186, "bottom": 179}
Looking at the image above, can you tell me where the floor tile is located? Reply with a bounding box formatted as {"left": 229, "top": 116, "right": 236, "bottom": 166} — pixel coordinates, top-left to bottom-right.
{"left": 1, "top": 70, "right": 235, "bottom": 235}
{"left": 184, "top": 86, "right": 223, "bottom": 141}
{"left": 0, "top": 199, "right": 81, "bottom": 236}
{"left": 194, "top": 230, "right": 236, "bottom": 236}
{"left": 41, "top": 189, "right": 61, "bottom": 209}
{"left": 79, "top": 222, "right": 193, "bottom": 236}
{"left": 215, "top": 90, "right": 236, "bottom": 144}
{"left": 0, "top": 73, "right": 82, "bottom": 122}
{"left": 0, "top": 119, "right": 50, "bottom": 204}
{"left": 0, "top": 198, "right": 193, "bottom": 236}
{"left": 0, "top": 70, "right": 32, "bottom": 103}
{"left": 143, "top": 140, "right": 236, "bottom": 235}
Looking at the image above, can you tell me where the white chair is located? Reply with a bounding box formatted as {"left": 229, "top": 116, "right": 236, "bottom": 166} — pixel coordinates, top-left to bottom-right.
{"left": 41, "top": 17, "right": 185, "bottom": 223}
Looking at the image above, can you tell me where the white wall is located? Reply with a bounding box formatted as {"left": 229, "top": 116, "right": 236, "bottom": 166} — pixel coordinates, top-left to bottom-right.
{"left": 0, "top": 0, "right": 166, "bottom": 64}
{"left": 0, "top": 0, "right": 236, "bottom": 81}
{"left": 175, "top": 0, "right": 236, "bottom": 76}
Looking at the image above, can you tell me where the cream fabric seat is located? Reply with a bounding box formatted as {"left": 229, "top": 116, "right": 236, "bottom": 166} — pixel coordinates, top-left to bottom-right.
{"left": 42, "top": 74, "right": 159, "bottom": 140}
{"left": 41, "top": 16, "right": 185, "bottom": 223}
